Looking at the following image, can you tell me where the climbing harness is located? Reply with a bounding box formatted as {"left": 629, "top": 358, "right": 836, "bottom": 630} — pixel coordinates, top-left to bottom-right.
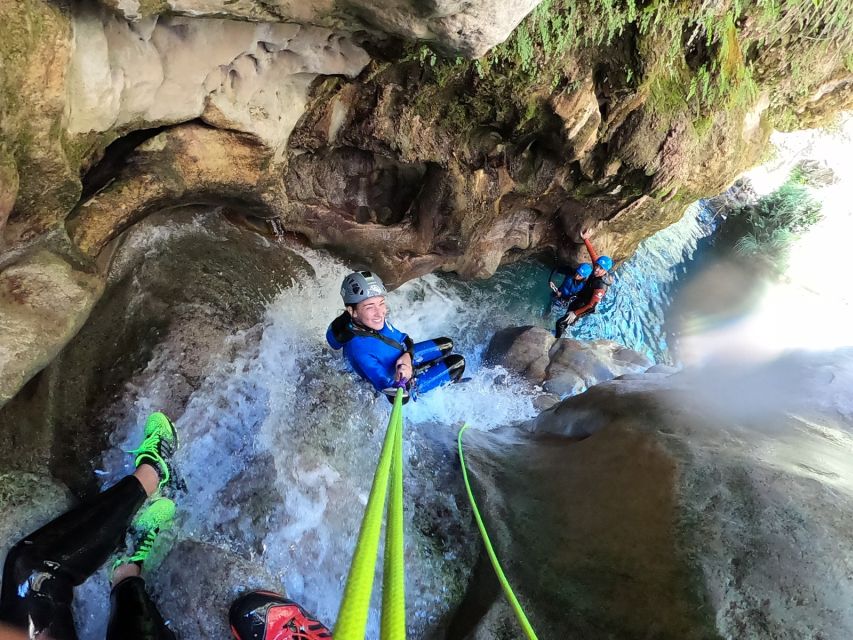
{"left": 335, "top": 388, "right": 407, "bottom": 639}
{"left": 382, "top": 377, "right": 411, "bottom": 399}
{"left": 457, "top": 424, "right": 539, "bottom": 640}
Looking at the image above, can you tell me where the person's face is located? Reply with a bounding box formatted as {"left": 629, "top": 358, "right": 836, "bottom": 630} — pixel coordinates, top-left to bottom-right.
{"left": 351, "top": 296, "right": 387, "bottom": 330}
{"left": 593, "top": 265, "right": 606, "bottom": 277}
{"left": 574, "top": 273, "right": 585, "bottom": 281}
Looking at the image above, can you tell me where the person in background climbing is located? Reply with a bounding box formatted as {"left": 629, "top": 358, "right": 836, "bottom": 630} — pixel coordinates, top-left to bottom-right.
{"left": 555, "top": 228, "right": 615, "bottom": 338}
{"left": 326, "top": 270, "right": 465, "bottom": 401}
{"left": 549, "top": 261, "right": 593, "bottom": 305}
{"left": 0, "top": 413, "right": 179, "bottom": 640}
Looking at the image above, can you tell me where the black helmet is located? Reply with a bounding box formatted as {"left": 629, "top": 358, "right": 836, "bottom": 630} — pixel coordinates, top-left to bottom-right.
{"left": 341, "top": 271, "right": 387, "bottom": 305}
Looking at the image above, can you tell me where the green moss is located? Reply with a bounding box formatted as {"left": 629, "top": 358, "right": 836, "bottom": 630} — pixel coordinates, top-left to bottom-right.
{"left": 137, "top": 0, "right": 171, "bottom": 16}
{"left": 722, "top": 174, "right": 823, "bottom": 272}
{"left": 441, "top": 0, "right": 853, "bottom": 132}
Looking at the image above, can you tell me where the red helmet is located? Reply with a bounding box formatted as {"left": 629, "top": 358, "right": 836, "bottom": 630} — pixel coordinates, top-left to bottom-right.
{"left": 230, "top": 591, "right": 332, "bottom": 640}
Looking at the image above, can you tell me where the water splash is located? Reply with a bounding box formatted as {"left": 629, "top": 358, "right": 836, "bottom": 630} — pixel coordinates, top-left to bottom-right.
{"left": 676, "top": 115, "right": 853, "bottom": 363}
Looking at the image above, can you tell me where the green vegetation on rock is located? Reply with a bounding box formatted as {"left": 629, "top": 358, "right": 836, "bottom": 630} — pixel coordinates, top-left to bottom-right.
{"left": 725, "top": 173, "right": 823, "bottom": 271}
{"left": 410, "top": 0, "right": 853, "bottom": 141}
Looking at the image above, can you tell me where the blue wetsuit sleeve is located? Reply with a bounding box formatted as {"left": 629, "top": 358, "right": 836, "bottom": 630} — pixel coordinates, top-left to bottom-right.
{"left": 352, "top": 351, "right": 395, "bottom": 391}
{"left": 326, "top": 324, "right": 343, "bottom": 350}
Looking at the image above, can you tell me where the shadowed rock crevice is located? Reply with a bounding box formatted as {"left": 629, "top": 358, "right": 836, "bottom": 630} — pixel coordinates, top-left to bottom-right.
{"left": 285, "top": 146, "right": 428, "bottom": 226}
{"left": 79, "top": 125, "right": 171, "bottom": 202}
{"left": 66, "top": 123, "right": 278, "bottom": 257}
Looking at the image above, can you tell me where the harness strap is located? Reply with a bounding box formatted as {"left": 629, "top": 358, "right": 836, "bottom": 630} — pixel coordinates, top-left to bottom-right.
{"left": 331, "top": 312, "right": 414, "bottom": 357}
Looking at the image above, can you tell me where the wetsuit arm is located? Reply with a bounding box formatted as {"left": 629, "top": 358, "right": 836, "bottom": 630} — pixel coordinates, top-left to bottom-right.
{"left": 326, "top": 325, "right": 343, "bottom": 349}
{"left": 326, "top": 312, "right": 352, "bottom": 350}
{"left": 357, "top": 353, "right": 396, "bottom": 391}
{"left": 583, "top": 237, "right": 600, "bottom": 264}
{"left": 402, "top": 335, "right": 415, "bottom": 359}
{"left": 572, "top": 287, "right": 606, "bottom": 318}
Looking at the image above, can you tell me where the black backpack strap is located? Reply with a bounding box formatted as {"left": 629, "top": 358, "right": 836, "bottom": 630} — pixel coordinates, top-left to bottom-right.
{"left": 349, "top": 325, "right": 408, "bottom": 354}
{"left": 334, "top": 313, "right": 413, "bottom": 355}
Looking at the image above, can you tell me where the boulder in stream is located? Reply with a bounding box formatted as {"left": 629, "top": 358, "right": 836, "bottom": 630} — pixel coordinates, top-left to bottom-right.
{"left": 486, "top": 325, "right": 654, "bottom": 397}
{"left": 460, "top": 349, "right": 853, "bottom": 639}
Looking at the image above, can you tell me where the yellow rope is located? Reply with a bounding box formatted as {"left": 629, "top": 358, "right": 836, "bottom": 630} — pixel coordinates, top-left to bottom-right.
{"left": 457, "top": 423, "right": 539, "bottom": 640}
{"left": 381, "top": 399, "right": 406, "bottom": 639}
{"left": 335, "top": 389, "right": 407, "bottom": 639}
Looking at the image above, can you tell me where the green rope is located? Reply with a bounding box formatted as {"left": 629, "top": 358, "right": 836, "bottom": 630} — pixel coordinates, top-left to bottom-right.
{"left": 335, "top": 389, "right": 407, "bottom": 640}
{"left": 457, "top": 423, "right": 539, "bottom": 640}
{"left": 381, "top": 399, "right": 406, "bottom": 639}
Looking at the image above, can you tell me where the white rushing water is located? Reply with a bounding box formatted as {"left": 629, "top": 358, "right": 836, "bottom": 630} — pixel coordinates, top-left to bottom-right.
{"left": 74, "top": 231, "right": 541, "bottom": 638}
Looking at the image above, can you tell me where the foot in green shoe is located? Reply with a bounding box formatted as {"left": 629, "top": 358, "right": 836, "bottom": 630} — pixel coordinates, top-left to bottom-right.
{"left": 112, "top": 497, "right": 176, "bottom": 576}
{"left": 129, "top": 412, "right": 178, "bottom": 491}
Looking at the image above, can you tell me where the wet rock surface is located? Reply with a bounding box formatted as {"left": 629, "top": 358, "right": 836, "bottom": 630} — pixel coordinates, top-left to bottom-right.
{"left": 0, "top": 472, "right": 72, "bottom": 562}
{"left": 0, "top": 248, "right": 104, "bottom": 405}
{"left": 459, "top": 350, "right": 853, "bottom": 638}
{"left": 0, "top": 208, "right": 311, "bottom": 492}
{"left": 486, "top": 325, "right": 654, "bottom": 397}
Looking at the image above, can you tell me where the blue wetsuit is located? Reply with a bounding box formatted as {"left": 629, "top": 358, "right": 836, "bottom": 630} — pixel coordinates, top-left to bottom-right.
{"left": 558, "top": 275, "right": 586, "bottom": 299}
{"left": 326, "top": 312, "right": 465, "bottom": 398}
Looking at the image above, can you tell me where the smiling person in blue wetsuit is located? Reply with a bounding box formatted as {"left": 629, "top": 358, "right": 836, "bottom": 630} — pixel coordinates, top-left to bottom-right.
{"left": 326, "top": 271, "right": 465, "bottom": 402}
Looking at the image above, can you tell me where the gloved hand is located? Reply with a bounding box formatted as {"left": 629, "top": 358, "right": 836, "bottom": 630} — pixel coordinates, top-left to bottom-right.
{"left": 549, "top": 282, "right": 559, "bottom": 294}
{"left": 564, "top": 311, "right": 577, "bottom": 325}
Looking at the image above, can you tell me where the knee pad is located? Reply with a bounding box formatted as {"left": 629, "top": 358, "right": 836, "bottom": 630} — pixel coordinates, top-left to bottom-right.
{"left": 433, "top": 337, "right": 454, "bottom": 354}
{"left": 412, "top": 337, "right": 454, "bottom": 366}
{"left": 443, "top": 354, "right": 466, "bottom": 381}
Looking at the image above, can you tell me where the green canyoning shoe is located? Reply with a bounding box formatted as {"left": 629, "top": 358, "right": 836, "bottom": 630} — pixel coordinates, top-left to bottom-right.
{"left": 129, "top": 412, "right": 178, "bottom": 490}
{"left": 112, "top": 497, "right": 176, "bottom": 574}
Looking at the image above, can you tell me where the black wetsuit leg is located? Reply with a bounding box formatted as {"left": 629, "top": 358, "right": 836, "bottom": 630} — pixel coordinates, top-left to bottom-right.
{"left": 555, "top": 299, "right": 586, "bottom": 338}
{"left": 555, "top": 311, "right": 571, "bottom": 338}
{"left": 0, "top": 475, "right": 147, "bottom": 639}
{"left": 107, "top": 576, "right": 176, "bottom": 640}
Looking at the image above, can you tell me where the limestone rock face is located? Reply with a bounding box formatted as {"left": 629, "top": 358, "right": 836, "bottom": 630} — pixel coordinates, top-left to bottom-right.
{"left": 0, "top": 0, "right": 78, "bottom": 238}
{"left": 544, "top": 338, "right": 653, "bottom": 396}
{"left": 0, "top": 250, "right": 104, "bottom": 406}
{"left": 98, "top": 0, "right": 542, "bottom": 58}
{"left": 486, "top": 326, "right": 556, "bottom": 381}
{"left": 460, "top": 350, "right": 853, "bottom": 638}
{"left": 0, "top": 472, "right": 71, "bottom": 562}
{"left": 0, "top": 208, "right": 312, "bottom": 489}
{"left": 65, "top": 6, "right": 371, "bottom": 155}
{"left": 0, "top": 149, "right": 17, "bottom": 237}
{"left": 67, "top": 123, "right": 278, "bottom": 257}
{"left": 486, "top": 325, "right": 654, "bottom": 397}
